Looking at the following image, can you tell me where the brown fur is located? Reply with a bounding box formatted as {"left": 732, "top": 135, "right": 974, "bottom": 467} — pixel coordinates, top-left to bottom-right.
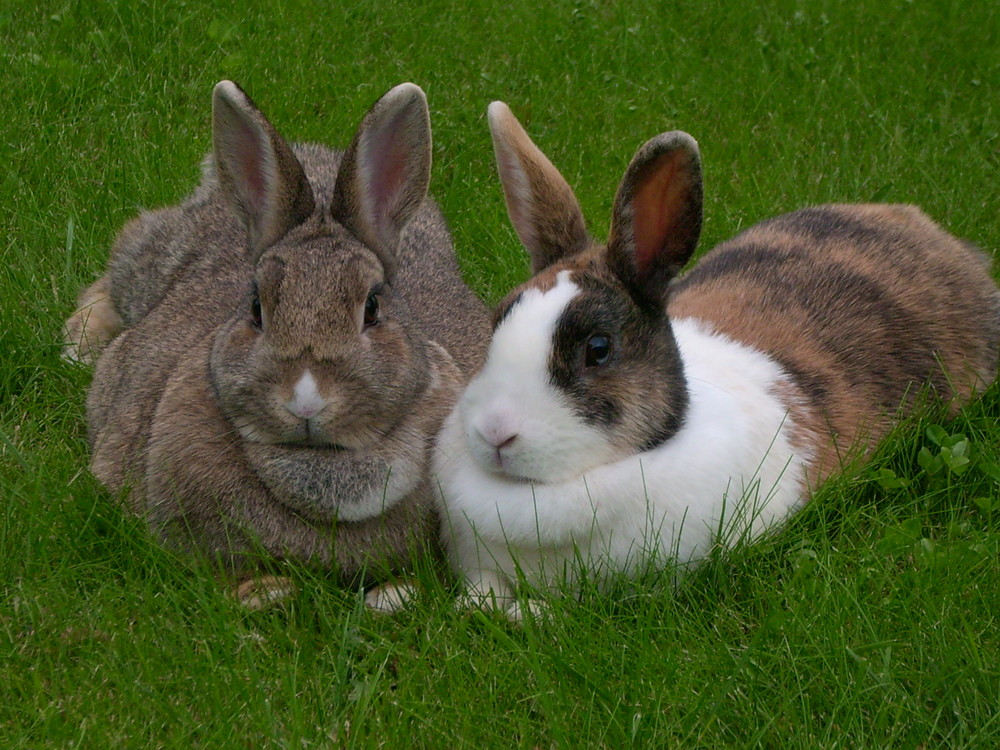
{"left": 669, "top": 203, "right": 1000, "bottom": 486}
{"left": 489, "top": 102, "right": 590, "bottom": 272}
{"left": 63, "top": 273, "right": 124, "bottom": 365}
{"left": 549, "top": 267, "right": 688, "bottom": 453}
{"left": 76, "top": 83, "right": 489, "bottom": 583}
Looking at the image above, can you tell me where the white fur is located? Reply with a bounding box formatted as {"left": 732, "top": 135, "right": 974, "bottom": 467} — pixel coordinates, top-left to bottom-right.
{"left": 460, "top": 272, "right": 628, "bottom": 482}
{"left": 285, "top": 369, "right": 327, "bottom": 419}
{"left": 433, "top": 311, "right": 811, "bottom": 610}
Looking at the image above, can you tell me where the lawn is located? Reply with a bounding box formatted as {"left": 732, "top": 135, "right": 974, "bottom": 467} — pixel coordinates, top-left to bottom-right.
{"left": 2, "top": 0, "right": 998, "bottom": 746}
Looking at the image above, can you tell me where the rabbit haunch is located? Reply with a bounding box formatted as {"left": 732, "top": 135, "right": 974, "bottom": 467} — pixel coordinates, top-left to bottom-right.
{"left": 432, "top": 100, "right": 1000, "bottom": 615}
{"left": 668, "top": 203, "right": 1000, "bottom": 486}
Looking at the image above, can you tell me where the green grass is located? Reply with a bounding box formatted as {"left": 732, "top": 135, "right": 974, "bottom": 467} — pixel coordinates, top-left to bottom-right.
{"left": 2, "top": 0, "right": 999, "bottom": 746}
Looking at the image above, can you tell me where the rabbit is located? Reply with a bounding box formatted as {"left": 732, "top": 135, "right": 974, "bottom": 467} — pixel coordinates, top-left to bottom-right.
{"left": 432, "top": 101, "right": 1000, "bottom": 619}
{"left": 69, "top": 80, "right": 490, "bottom": 604}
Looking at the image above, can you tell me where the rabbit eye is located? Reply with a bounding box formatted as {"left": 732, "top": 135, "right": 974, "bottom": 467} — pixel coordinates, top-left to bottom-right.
{"left": 364, "top": 290, "right": 380, "bottom": 328}
{"left": 584, "top": 334, "right": 612, "bottom": 367}
{"left": 250, "top": 283, "right": 263, "bottom": 330}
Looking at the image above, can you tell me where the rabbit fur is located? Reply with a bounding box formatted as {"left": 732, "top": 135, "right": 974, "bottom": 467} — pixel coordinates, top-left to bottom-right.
{"left": 432, "top": 101, "right": 1000, "bottom": 618}
{"left": 67, "top": 81, "right": 489, "bottom": 588}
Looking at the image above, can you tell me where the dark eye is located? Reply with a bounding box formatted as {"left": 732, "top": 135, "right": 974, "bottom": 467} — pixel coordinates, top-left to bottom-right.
{"left": 584, "top": 334, "right": 612, "bottom": 367}
{"left": 364, "top": 290, "right": 380, "bottom": 328}
{"left": 250, "top": 283, "right": 263, "bottom": 329}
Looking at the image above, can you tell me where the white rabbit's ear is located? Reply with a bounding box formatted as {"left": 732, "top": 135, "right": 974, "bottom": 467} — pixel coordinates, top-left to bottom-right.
{"left": 488, "top": 102, "right": 590, "bottom": 273}
{"left": 606, "top": 132, "right": 702, "bottom": 306}
{"left": 212, "top": 81, "right": 315, "bottom": 259}
{"left": 332, "top": 83, "right": 432, "bottom": 272}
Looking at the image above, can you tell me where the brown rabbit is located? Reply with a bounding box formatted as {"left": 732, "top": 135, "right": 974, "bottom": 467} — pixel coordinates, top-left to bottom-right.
{"left": 65, "top": 81, "right": 489, "bottom": 601}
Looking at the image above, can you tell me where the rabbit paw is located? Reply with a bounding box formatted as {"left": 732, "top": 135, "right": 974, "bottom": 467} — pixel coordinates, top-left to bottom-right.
{"left": 364, "top": 579, "right": 418, "bottom": 614}
{"left": 232, "top": 575, "right": 296, "bottom": 611}
{"left": 503, "top": 597, "right": 551, "bottom": 623}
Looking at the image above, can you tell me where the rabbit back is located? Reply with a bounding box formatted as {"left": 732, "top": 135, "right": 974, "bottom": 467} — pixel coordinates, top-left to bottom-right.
{"left": 669, "top": 203, "right": 1000, "bottom": 484}
{"left": 88, "top": 194, "right": 247, "bottom": 490}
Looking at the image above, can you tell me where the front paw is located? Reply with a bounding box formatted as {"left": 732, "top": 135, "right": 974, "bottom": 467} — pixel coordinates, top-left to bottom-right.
{"left": 231, "top": 575, "right": 297, "bottom": 610}
{"left": 455, "top": 590, "right": 548, "bottom": 623}
{"left": 453, "top": 571, "right": 515, "bottom": 614}
{"left": 502, "top": 597, "right": 551, "bottom": 623}
{"left": 364, "top": 578, "right": 419, "bottom": 614}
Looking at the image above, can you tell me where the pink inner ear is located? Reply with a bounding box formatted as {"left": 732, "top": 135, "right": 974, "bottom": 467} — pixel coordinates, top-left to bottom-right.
{"left": 364, "top": 108, "right": 412, "bottom": 225}
{"left": 370, "top": 139, "right": 408, "bottom": 223}
{"left": 631, "top": 153, "right": 685, "bottom": 277}
{"left": 233, "top": 118, "right": 268, "bottom": 216}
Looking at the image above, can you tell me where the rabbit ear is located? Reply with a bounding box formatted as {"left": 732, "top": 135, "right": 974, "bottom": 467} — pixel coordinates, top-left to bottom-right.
{"left": 332, "top": 83, "right": 432, "bottom": 272}
{"left": 488, "top": 102, "right": 590, "bottom": 273}
{"left": 606, "top": 132, "right": 702, "bottom": 306}
{"left": 211, "top": 81, "right": 316, "bottom": 259}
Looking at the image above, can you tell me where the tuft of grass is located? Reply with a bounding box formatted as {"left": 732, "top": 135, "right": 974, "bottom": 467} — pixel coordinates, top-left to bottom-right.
{"left": 2, "top": 0, "right": 998, "bottom": 746}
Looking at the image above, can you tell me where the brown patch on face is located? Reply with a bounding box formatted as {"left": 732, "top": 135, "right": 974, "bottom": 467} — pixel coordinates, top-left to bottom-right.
{"left": 548, "top": 269, "right": 689, "bottom": 455}
{"left": 487, "top": 235, "right": 691, "bottom": 456}
{"left": 670, "top": 204, "right": 1000, "bottom": 482}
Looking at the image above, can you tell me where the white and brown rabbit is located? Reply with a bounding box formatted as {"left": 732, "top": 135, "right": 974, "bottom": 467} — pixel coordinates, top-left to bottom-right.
{"left": 64, "top": 81, "right": 489, "bottom": 602}
{"left": 432, "top": 101, "right": 1000, "bottom": 619}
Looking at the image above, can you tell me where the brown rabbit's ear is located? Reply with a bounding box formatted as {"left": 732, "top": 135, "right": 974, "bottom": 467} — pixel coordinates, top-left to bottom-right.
{"left": 606, "top": 132, "right": 702, "bottom": 307}
{"left": 488, "top": 102, "right": 590, "bottom": 273}
{"left": 212, "top": 81, "right": 316, "bottom": 259}
{"left": 332, "top": 82, "right": 431, "bottom": 274}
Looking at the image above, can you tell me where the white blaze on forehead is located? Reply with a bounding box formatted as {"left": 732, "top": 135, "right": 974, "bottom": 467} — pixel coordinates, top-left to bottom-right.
{"left": 462, "top": 271, "right": 578, "bottom": 446}
{"left": 485, "top": 270, "right": 580, "bottom": 387}
{"left": 286, "top": 368, "right": 327, "bottom": 419}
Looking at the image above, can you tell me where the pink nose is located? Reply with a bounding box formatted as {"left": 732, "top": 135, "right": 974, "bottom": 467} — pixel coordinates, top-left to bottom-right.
{"left": 479, "top": 426, "right": 518, "bottom": 450}
{"left": 494, "top": 433, "right": 517, "bottom": 450}
{"left": 286, "top": 402, "right": 322, "bottom": 419}
{"left": 475, "top": 414, "right": 519, "bottom": 451}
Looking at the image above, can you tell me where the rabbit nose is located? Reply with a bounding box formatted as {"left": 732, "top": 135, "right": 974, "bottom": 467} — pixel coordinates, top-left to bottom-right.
{"left": 286, "top": 369, "right": 328, "bottom": 420}
{"left": 494, "top": 433, "right": 518, "bottom": 449}
{"left": 475, "top": 415, "right": 519, "bottom": 450}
